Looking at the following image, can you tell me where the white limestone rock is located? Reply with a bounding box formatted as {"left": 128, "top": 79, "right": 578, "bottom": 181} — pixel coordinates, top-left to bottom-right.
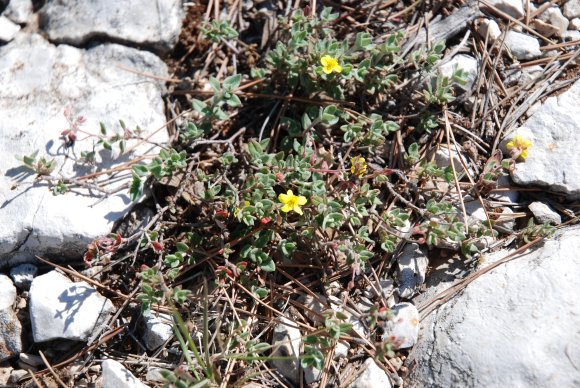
{"left": 102, "top": 360, "right": 148, "bottom": 388}
{"left": 478, "top": 18, "right": 501, "bottom": 41}
{"left": 503, "top": 80, "right": 580, "bottom": 199}
{"left": 482, "top": 0, "right": 524, "bottom": 19}
{"left": 561, "top": 29, "right": 580, "bottom": 41}
{"left": 504, "top": 31, "right": 541, "bottom": 60}
{"left": 0, "top": 275, "right": 15, "bottom": 310}
{"left": 143, "top": 313, "right": 173, "bottom": 350}
{"left": 397, "top": 244, "right": 429, "bottom": 299}
{"left": 0, "top": 33, "right": 168, "bottom": 264}
{"left": 528, "top": 201, "right": 561, "bottom": 225}
{"left": 39, "top": 0, "right": 183, "bottom": 54}
{"left": 348, "top": 358, "right": 392, "bottom": 388}
{"left": 570, "top": 18, "right": 580, "bottom": 30}
{"left": 0, "top": 15, "right": 19, "bottom": 42}
{"left": 0, "top": 309, "right": 21, "bottom": 361}
{"left": 382, "top": 302, "right": 419, "bottom": 349}
{"left": 29, "top": 270, "right": 114, "bottom": 342}
{"left": 408, "top": 225, "right": 580, "bottom": 387}
{"left": 270, "top": 316, "right": 301, "bottom": 384}
{"left": 439, "top": 54, "right": 479, "bottom": 92}
{"left": 538, "top": 6, "right": 569, "bottom": 36}
{"left": 9, "top": 263, "right": 37, "bottom": 290}
{"left": 563, "top": 0, "right": 580, "bottom": 19}
{"left": 434, "top": 145, "right": 472, "bottom": 176}
{"left": 2, "top": 0, "right": 33, "bottom": 24}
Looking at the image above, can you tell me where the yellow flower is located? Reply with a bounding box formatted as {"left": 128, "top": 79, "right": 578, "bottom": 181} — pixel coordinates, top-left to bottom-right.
{"left": 350, "top": 156, "right": 368, "bottom": 178}
{"left": 278, "top": 190, "right": 307, "bottom": 215}
{"left": 234, "top": 201, "right": 250, "bottom": 217}
{"left": 506, "top": 134, "right": 533, "bottom": 160}
{"left": 320, "top": 55, "right": 342, "bottom": 75}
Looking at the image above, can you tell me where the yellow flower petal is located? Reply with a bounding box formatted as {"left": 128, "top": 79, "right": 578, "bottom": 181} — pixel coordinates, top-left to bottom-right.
{"left": 293, "top": 205, "right": 303, "bottom": 215}
{"left": 521, "top": 149, "right": 528, "bottom": 159}
{"left": 281, "top": 204, "right": 293, "bottom": 213}
{"left": 506, "top": 140, "right": 514, "bottom": 150}
{"left": 278, "top": 193, "right": 289, "bottom": 203}
{"left": 334, "top": 64, "right": 342, "bottom": 73}
{"left": 297, "top": 196, "right": 307, "bottom": 206}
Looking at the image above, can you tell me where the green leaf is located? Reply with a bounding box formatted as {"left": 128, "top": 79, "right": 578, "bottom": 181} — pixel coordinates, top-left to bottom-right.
{"left": 260, "top": 258, "right": 276, "bottom": 272}
{"left": 223, "top": 74, "right": 242, "bottom": 91}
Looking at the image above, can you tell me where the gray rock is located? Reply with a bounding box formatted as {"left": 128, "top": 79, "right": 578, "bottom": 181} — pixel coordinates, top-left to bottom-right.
{"left": 564, "top": 0, "right": 580, "bottom": 19}
{"left": 408, "top": 225, "right": 580, "bottom": 387}
{"left": 533, "top": 19, "right": 562, "bottom": 38}
{"left": 539, "top": 6, "right": 569, "bottom": 36}
{"left": 397, "top": 244, "right": 429, "bottom": 298}
{"left": 412, "top": 3, "right": 481, "bottom": 46}
{"left": 0, "top": 309, "right": 21, "bottom": 361}
{"left": 434, "top": 145, "right": 472, "bottom": 176}
{"left": 0, "top": 15, "right": 19, "bottom": 42}
{"left": 570, "top": 18, "right": 580, "bottom": 30}
{"left": 270, "top": 316, "right": 301, "bottom": 384}
{"left": 145, "top": 367, "right": 165, "bottom": 383}
{"left": 505, "top": 80, "right": 580, "bottom": 199}
{"left": 9, "top": 369, "right": 27, "bottom": 384}
{"left": 482, "top": 0, "right": 524, "bottom": 19}
{"left": 29, "top": 270, "right": 114, "bottom": 342}
{"left": 19, "top": 353, "right": 43, "bottom": 367}
{"left": 478, "top": 18, "right": 501, "bottom": 41}
{"left": 0, "top": 34, "right": 168, "bottom": 265}
{"left": 39, "top": 0, "right": 183, "bottom": 54}
{"left": 348, "top": 358, "right": 392, "bottom": 388}
{"left": 0, "top": 275, "right": 15, "bottom": 310}
{"left": 528, "top": 201, "right": 561, "bottom": 225}
{"left": 439, "top": 54, "right": 478, "bottom": 92}
{"left": 504, "top": 31, "right": 541, "bottom": 60}
{"left": 101, "top": 359, "right": 148, "bottom": 388}
{"left": 9, "top": 263, "right": 37, "bottom": 289}
{"left": 367, "top": 278, "right": 394, "bottom": 299}
{"left": 561, "top": 29, "right": 580, "bottom": 41}
{"left": 304, "top": 363, "right": 322, "bottom": 385}
{"left": 297, "top": 293, "right": 328, "bottom": 325}
{"left": 142, "top": 313, "right": 173, "bottom": 350}
{"left": 489, "top": 175, "right": 519, "bottom": 203}
{"left": 2, "top": 0, "right": 33, "bottom": 24}
{"left": 382, "top": 302, "right": 419, "bottom": 349}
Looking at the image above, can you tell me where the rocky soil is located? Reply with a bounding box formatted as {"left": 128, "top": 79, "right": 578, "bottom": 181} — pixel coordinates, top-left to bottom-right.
{"left": 0, "top": 0, "right": 579, "bottom": 387}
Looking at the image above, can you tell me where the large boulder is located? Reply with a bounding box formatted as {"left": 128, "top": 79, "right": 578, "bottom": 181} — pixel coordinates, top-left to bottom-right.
{"left": 39, "top": 0, "right": 183, "bottom": 54}
{"left": 501, "top": 80, "right": 580, "bottom": 199}
{"left": 0, "top": 33, "right": 168, "bottom": 265}
{"left": 408, "top": 225, "right": 580, "bottom": 386}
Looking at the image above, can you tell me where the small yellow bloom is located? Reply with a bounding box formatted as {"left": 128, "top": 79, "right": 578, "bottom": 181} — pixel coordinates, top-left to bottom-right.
{"left": 320, "top": 55, "right": 342, "bottom": 75}
{"left": 350, "top": 156, "right": 368, "bottom": 178}
{"left": 506, "top": 134, "right": 533, "bottom": 160}
{"left": 278, "top": 190, "right": 307, "bottom": 215}
{"left": 234, "top": 201, "right": 250, "bottom": 217}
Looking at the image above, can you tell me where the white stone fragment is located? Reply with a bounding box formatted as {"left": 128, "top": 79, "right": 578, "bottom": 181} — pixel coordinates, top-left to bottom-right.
{"left": 528, "top": 201, "right": 561, "bottom": 225}
{"left": 2, "top": 0, "right": 33, "bottom": 24}
{"left": 483, "top": 0, "right": 524, "bottom": 19}
{"left": 0, "top": 15, "right": 20, "bottom": 42}
{"left": 39, "top": 0, "right": 183, "bottom": 54}
{"left": 563, "top": 0, "right": 580, "bottom": 19}
{"left": 539, "top": 7, "right": 569, "bottom": 36}
{"left": 0, "top": 275, "right": 16, "bottom": 310}
{"left": 143, "top": 313, "right": 173, "bottom": 350}
{"left": 434, "top": 145, "right": 472, "bottom": 176}
{"left": 397, "top": 244, "right": 429, "bottom": 298}
{"left": 570, "top": 18, "right": 580, "bottom": 30}
{"left": 270, "top": 316, "right": 301, "bottom": 384}
{"left": 478, "top": 19, "right": 501, "bottom": 41}
{"left": 382, "top": 303, "right": 419, "bottom": 349}
{"left": 102, "top": 360, "right": 148, "bottom": 388}
{"left": 348, "top": 358, "right": 392, "bottom": 388}
{"left": 561, "top": 29, "right": 580, "bottom": 40}
{"left": 9, "top": 263, "right": 37, "bottom": 290}
{"left": 439, "top": 54, "right": 479, "bottom": 92}
{"left": 29, "top": 270, "right": 114, "bottom": 342}
{"left": 504, "top": 31, "right": 542, "bottom": 60}
{"left": 408, "top": 225, "right": 580, "bottom": 387}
